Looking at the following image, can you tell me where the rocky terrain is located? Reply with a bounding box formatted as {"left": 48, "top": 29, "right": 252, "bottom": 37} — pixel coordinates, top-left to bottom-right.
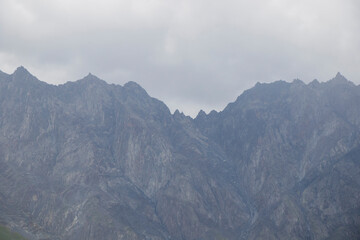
{"left": 0, "top": 67, "right": 359, "bottom": 239}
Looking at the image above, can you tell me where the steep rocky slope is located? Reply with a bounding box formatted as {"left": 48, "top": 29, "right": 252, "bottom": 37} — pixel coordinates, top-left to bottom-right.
{"left": 0, "top": 67, "right": 248, "bottom": 240}
{"left": 0, "top": 67, "right": 359, "bottom": 239}
{"left": 195, "top": 74, "right": 360, "bottom": 239}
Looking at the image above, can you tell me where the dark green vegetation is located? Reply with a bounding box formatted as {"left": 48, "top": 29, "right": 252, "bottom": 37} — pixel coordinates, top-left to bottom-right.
{"left": 0, "top": 225, "right": 27, "bottom": 240}
{"left": 0, "top": 67, "right": 359, "bottom": 239}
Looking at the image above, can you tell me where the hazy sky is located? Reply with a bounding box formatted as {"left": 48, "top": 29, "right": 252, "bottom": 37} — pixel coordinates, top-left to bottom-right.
{"left": 0, "top": 0, "right": 359, "bottom": 116}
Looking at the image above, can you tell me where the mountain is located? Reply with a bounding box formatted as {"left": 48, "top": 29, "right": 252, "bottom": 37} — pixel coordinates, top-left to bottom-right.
{"left": 194, "top": 75, "right": 360, "bottom": 239}
{"left": 0, "top": 67, "right": 359, "bottom": 239}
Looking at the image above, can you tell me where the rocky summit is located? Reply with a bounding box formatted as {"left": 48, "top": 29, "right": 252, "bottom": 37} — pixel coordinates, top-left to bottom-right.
{"left": 0, "top": 67, "right": 359, "bottom": 240}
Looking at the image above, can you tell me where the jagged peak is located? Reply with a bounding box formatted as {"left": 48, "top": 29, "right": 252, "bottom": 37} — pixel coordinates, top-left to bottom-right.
{"left": 208, "top": 110, "right": 218, "bottom": 116}
{"left": 292, "top": 78, "right": 305, "bottom": 85}
{"left": 124, "top": 81, "right": 143, "bottom": 89}
{"left": 13, "top": 66, "right": 31, "bottom": 76}
{"left": 328, "top": 72, "right": 353, "bottom": 86}
{"left": 309, "top": 79, "right": 319, "bottom": 84}
{"left": 336, "top": 72, "right": 344, "bottom": 78}
{"left": 77, "top": 72, "right": 107, "bottom": 85}
{"left": 196, "top": 109, "right": 207, "bottom": 119}
{"left": 15, "top": 65, "right": 28, "bottom": 72}
{"left": 253, "top": 80, "right": 288, "bottom": 87}
{"left": 308, "top": 79, "right": 320, "bottom": 88}
{"left": 333, "top": 72, "right": 347, "bottom": 81}
{"left": 195, "top": 109, "right": 218, "bottom": 121}
{"left": 83, "top": 72, "right": 100, "bottom": 80}
{"left": 174, "top": 109, "right": 185, "bottom": 117}
{"left": 123, "top": 81, "right": 148, "bottom": 96}
{"left": 10, "top": 66, "right": 45, "bottom": 86}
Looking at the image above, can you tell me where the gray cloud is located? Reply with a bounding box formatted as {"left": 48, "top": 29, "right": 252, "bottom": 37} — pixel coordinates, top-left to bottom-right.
{"left": 0, "top": 0, "right": 359, "bottom": 116}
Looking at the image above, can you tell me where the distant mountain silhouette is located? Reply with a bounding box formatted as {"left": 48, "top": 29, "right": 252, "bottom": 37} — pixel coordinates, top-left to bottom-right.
{"left": 0, "top": 67, "right": 359, "bottom": 239}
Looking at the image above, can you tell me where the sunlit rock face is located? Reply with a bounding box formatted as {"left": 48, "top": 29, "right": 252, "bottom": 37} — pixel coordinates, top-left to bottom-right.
{"left": 0, "top": 68, "right": 359, "bottom": 240}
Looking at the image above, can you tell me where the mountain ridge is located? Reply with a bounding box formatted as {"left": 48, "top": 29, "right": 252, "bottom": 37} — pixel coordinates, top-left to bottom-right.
{"left": 0, "top": 66, "right": 359, "bottom": 239}
{"left": 2, "top": 66, "right": 358, "bottom": 118}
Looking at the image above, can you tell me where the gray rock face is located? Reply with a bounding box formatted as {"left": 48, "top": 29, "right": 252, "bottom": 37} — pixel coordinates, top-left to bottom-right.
{"left": 194, "top": 75, "right": 360, "bottom": 239}
{"left": 0, "top": 67, "right": 359, "bottom": 239}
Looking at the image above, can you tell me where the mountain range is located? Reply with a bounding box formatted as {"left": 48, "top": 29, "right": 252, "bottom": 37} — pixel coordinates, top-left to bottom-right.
{"left": 0, "top": 67, "right": 359, "bottom": 239}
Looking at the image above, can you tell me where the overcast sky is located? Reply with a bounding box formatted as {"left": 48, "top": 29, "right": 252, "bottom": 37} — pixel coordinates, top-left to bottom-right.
{"left": 0, "top": 0, "right": 359, "bottom": 116}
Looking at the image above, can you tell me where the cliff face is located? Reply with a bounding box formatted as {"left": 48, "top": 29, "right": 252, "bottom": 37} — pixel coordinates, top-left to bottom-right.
{"left": 0, "top": 67, "right": 359, "bottom": 239}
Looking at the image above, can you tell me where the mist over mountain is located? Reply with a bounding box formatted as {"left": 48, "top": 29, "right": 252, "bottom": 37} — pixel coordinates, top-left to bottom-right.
{"left": 0, "top": 67, "right": 359, "bottom": 240}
